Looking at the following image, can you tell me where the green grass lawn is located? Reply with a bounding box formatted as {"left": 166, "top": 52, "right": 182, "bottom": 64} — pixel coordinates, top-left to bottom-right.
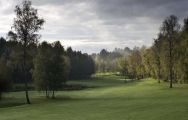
{"left": 1, "top": 74, "right": 188, "bottom": 120}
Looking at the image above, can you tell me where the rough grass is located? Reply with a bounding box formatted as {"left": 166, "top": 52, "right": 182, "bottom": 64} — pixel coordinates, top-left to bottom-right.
{"left": 0, "top": 74, "right": 188, "bottom": 120}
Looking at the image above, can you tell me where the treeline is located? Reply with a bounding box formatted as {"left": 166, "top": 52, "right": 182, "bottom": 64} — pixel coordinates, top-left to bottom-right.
{"left": 67, "top": 47, "right": 95, "bottom": 79}
{"left": 0, "top": 1, "right": 95, "bottom": 101}
{"left": 0, "top": 37, "right": 95, "bottom": 95}
{"left": 0, "top": 37, "right": 95, "bottom": 98}
{"left": 117, "top": 15, "right": 188, "bottom": 87}
{"left": 92, "top": 47, "right": 131, "bottom": 72}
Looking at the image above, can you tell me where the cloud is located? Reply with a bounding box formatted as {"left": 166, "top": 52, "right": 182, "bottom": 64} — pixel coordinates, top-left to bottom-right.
{"left": 93, "top": 0, "right": 188, "bottom": 19}
{"left": 0, "top": 0, "right": 188, "bottom": 53}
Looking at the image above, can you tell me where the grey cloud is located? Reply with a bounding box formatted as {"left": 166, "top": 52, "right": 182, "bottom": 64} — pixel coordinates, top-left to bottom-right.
{"left": 31, "top": 0, "right": 86, "bottom": 6}
{"left": 93, "top": 0, "right": 188, "bottom": 19}
{"left": 0, "top": 0, "right": 188, "bottom": 53}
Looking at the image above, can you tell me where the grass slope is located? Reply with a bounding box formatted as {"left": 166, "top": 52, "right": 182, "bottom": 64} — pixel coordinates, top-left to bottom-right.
{"left": 0, "top": 74, "right": 188, "bottom": 120}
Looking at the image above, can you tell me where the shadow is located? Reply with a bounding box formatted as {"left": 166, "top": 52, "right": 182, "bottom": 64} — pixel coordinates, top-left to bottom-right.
{"left": 60, "top": 84, "right": 98, "bottom": 91}
{"left": 44, "top": 95, "right": 160, "bottom": 103}
{"left": 0, "top": 102, "right": 25, "bottom": 108}
{"left": 0, "top": 98, "right": 25, "bottom": 108}
{"left": 0, "top": 78, "right": 143, "bottom": 108}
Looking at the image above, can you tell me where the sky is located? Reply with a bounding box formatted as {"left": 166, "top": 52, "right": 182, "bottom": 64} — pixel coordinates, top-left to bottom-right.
{"left": 0, "top": 0, "right": 188, "bottom": 54}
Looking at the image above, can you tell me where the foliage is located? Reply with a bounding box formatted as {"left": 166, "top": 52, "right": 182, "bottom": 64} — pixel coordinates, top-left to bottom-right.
{"left": 92, "top": 48, "right": 131, "bottom": 72}
{"left": 66, "top": 47, "right": 95, "bottom": 79}
{"left": 114, "top": 15, "right": 188, "bottom": 85}
{"left": 12, "top": 0, "right": 44, "bottom": 103}
{"left": 117, "top": 57, "right": 128, "bottom": 78}
{"left": 33, "top": 41, "right": 70, "bottom": 98}
{"left": 0, "top": 58, "right": 11, "bottom": 99}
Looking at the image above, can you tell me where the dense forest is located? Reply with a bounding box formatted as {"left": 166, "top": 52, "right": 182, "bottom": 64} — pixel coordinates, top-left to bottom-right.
{"left": 0, "top": 37, "right": 95, "bottom": 98}
{"left": 0, "top": 1, "right": 95, "bottom": 101}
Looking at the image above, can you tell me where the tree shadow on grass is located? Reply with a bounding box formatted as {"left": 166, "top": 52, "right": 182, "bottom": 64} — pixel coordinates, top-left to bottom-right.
{"left": 0, "top": 92, "right": 156, "bottom": 108}
{"left": 0, "top": 79, "right": 142, "bottom": 108}
{"left": 60, "top": 84, "right": 99, "bottom": 91}
{"left": 0, "top": 98, "right": 25, "bottom": 108}
{"left": 46, "top": 94, "right": 152, "bottom": 103}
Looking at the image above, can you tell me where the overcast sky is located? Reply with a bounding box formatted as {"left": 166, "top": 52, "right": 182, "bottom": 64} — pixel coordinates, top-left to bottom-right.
{"left": 0, "top": 0, "right": 187, "bottom": 53}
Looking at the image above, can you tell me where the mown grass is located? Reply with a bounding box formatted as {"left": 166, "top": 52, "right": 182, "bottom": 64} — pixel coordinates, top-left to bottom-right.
{"left": 0, "top": 74, "right": 188, "bottom": 120}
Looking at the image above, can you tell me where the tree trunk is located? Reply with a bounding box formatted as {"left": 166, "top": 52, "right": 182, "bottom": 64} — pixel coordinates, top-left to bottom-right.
{"left": 169, "top": 37, "right": 173, "bottom": 88}
{"left": 0, "top": 92, "right": 2, "bottom": 100}
{"left": 157, "top": 59, "right": 161, "bottom": 83}
{"left": 158, "top": 69, "right": 161, "bottom": 83}
{"left": 52, "top": 90, "right": 55, "bottom": 99}
{"left": 23, "top": 44, "right": 31, "bottom": 104}
{"left": 45, "top": 89, "right": 49, "bottom": 98}
{"left": 169, "top": 67, "right": 173, "bottom": 88}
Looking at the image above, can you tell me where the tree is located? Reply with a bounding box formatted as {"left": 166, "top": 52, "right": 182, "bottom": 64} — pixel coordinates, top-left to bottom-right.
{"left": 0, "top": 38, "right": 11, "bottom": 99}
{"left": 127, "top": 47, "right": 143, "bottom": 80}
{"left": 33, "top": 41, "right": 69, "bottom": 98}
{"left": 66, "top": 47, "right": 95, "bottom": 79}
{"left": 33, "top": 41, "right": 52, "bottom": 98}
{"left": 0, "top": 37, "right": 7, "bottom": 58}
{"left": 49, "top": 41, "right": 65, "bottom": 98}
{"left": 117, "top": 57, "right": 128, "bottom": 79}
{"left": 12, "top": 0, "right": 44, "bottom": 104}
{"left": 99, "top": 49, "right": 109, "bottom": 72}
{"left": 176, "top": 18, "right": 188, "bottom": 83}
{"left": 63, "top": 56, "right": 71, "bottom": 81}
{"left": 7, "top": 31, "right": 17, "bottom": 42}
{"left": 161, "top": 15, "right": 180, "bottom": 88}
{"left": 141, "top": 48, "right": 154, "bottom": 78}
{"left": 152, "top": 33, "right": 163, "bottom": 83}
